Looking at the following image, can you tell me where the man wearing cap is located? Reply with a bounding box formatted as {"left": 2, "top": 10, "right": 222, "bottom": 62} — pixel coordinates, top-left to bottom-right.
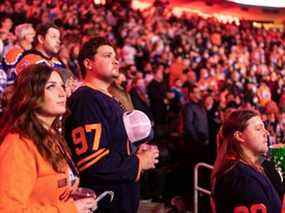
{"left": 2, "top": 23, "right": 35, "bottom": 86}
{"left": 65, "top": 37, "right": 159, "bottom": 213}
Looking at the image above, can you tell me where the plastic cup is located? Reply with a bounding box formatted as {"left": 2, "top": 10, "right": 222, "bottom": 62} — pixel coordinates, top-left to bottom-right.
{"left": 71, "top": 187, "right": 96, "bottom": 201}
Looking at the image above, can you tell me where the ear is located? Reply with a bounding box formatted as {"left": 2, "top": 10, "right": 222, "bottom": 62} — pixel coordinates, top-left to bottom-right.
{"left": 37, "top": 35, "right": 44, "bottom": 45}
{"left": 234, "top": 131, "right": 246, "bottom": 143}
{"left": 83, "top": 58, "right": 93, "bottom": 70}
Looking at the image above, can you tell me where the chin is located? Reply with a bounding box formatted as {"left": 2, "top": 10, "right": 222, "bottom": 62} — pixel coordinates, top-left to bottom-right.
{"left": 262, "top": 147, "right": 269, "bottom": 154}
{"left": 55, "top": 107, "right": 66, "bottom": 115}
{"left": 60, "top": 109, "right": 66, "bottom": 114}
{"left": 112, "top": 73, "right": 119, "bottom": 79}
{"left": 51, "top": 48, "right": 59, "bottom": 55}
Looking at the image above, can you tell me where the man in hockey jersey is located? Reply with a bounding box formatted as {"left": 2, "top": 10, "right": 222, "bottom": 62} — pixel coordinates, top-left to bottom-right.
{"left": 15, "top": 23, "right": 67, "bottom": 79}
{"left": 65, "top": 37, "right": 159, "bottom": 213}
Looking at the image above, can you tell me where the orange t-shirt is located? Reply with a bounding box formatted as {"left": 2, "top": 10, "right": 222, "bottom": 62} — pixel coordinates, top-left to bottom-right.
{"left": 0, "top": 133, "right": 78, "bottom": 213}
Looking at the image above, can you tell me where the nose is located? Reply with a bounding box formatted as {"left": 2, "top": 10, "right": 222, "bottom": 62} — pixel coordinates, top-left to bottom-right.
{"left": 264, "top": 129, "right": 270, "bottom": 137}
{"left": 56, "top": 38, "right": 61, "bottom": 46}
{"left": 58, "top": 85, "right": 66, "bottom": 98}
{"left": 113, "top": 58, "right": 119, "bottom": 66}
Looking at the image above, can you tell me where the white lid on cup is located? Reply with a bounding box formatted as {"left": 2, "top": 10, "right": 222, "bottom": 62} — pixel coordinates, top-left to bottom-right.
{"left": 123, "top": 110, "right": 152, "bottom": 143}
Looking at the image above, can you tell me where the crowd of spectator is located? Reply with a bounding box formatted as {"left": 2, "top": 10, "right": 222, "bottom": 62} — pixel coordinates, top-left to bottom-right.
{"left": 1, "top": 0, "right": 285, "bottom": 143}
{"left": 1, "top": 0, "right": 285, "bottom": 210}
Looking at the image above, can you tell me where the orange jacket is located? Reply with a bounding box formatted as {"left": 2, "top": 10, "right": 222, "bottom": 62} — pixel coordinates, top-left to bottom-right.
{"left": 0, "top": 133, "right": 78, "bottom": 213}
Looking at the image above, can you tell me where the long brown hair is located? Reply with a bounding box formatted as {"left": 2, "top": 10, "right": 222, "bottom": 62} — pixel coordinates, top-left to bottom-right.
{"left": 0, "top": 64, "right": 69, "bottom": 172}
{"left": 211, "top": 109, "right": 261, "bottom": 190}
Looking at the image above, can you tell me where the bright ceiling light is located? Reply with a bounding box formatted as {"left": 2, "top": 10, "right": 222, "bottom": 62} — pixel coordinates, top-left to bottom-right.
{"left": 228, "top": 0, "right": 285, "bottom": 8}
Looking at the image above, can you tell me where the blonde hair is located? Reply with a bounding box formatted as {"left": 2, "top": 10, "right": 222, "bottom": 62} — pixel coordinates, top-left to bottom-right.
{"left": 15, "top": 23, "right": 34, "bottom": 40}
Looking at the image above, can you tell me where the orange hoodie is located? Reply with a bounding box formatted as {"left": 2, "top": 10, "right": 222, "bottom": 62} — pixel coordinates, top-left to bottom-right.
{"left": 0, "top": 133, "right": 78, "bottom": 213}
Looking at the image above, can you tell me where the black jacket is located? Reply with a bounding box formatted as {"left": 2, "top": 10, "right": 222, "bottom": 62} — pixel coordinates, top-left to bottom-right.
{"left": 183, "top": 101, "right": 209, "bottom": 146}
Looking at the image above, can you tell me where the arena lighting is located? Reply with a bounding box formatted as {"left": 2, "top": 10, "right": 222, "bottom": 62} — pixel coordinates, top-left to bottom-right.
{"left": 171, "top": 6, "right": 240, "bottom": 24}
{"left": 213, "top": 13, "right": 240, "bottom": 25}
{"left": 171, "top": 6, "right": 211, "bottom": 18}
{"left": 132, "top": 0, "right": 152, "bottom": 10}
{"left": 228, "top": 0, "right": 285, "bottom": 8}
{"left": 93, "top": 0, "right": 106, "bottom": 5}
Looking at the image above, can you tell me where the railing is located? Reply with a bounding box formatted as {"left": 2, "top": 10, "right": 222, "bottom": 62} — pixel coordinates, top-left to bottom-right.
{"left": 194, "top": 162, "right": 214, "bottom": 213}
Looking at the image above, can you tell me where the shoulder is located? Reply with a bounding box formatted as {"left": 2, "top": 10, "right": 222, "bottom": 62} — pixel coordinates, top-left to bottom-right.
{"left": 215, "top": 162, "right": 265, "bottom": 193}
{"left": 219, "top": 162, "right": 257, "bottom": 180}
{"left": 68, "top": 86, "right": 116, "bottom": 115}
{"left": 51, "top": 57, "right": 64, "bottom": 66}
{"left": 0, "top": 133, "right": 37, "bottom": 161}
{"left": 1, "top": 133, "right": 35, "bottom": 149}
{"left": 16, "top": 52, "right": 46, "bottom": 75}
{"left": 19, "top": 50, "right": 45, "bottom": 63}
{"left": 69, "top": 86, "right": 108, "bottom": 104}
{"left": 1, "top": 133, "right": 25, "bottom": 147}
{"left": 4, "top": 46, "right": 24, "bottom": 65}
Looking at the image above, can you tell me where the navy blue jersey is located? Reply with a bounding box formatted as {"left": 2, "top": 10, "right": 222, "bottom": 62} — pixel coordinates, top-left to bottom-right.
{"left": 65, "top": 85, "right": 141, "bottom": 213}
{"left": 213, "top": 161, "right": 281, "bottom": 213}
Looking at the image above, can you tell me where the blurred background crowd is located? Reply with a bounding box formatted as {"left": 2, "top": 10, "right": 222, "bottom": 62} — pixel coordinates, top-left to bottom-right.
{"left": 1, "top": 0, "right": 285, "bottom": 211}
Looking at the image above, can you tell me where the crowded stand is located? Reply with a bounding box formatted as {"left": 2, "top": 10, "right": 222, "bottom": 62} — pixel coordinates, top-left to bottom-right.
{"left": 0, "top": 0, "right": 285, "bottom": 212}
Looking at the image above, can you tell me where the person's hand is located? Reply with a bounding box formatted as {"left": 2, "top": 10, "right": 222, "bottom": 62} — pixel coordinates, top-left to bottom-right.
{"left": 136, "top": 145, "right": 159, "bottom": 170}
{"left": 74, "top": 197, "right": 97, "bottom": 213}
{"left": 137, "top": 144, "right": 159, "bottom": 154}
{"left": 136, "top": 143, "right": 151, "bottom": 154}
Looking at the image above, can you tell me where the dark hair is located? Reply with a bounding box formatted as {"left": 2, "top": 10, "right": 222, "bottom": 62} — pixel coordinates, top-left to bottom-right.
{"left": 0, "top": 64, "right": 68, "bottom": 172}
{"left": 211, "top": 109, "right": 260, "bottom": 190}
{"left": 34, "top": 23, "right": 60, "bottom": 46}
{"left": 0, "top": 16, "right": 12, "bottom": 28}
{"left": 78, "top": 37, "right": 112, "bottom": 79}
{"left": 188, "top": 83, "right": 199, "bottom": 93}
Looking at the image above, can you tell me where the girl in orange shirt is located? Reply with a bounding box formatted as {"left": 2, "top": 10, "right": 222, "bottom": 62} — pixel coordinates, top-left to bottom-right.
{"left": 0, "top": 64, "right": 97, "bottom": 213}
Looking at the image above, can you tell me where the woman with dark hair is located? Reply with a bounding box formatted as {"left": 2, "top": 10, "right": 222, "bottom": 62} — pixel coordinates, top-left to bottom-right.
{"left": 212, "top": 109, "right": 281, "bottom": 213}
{"left": 0, "top": 64, "right": 96, "bottom": 212}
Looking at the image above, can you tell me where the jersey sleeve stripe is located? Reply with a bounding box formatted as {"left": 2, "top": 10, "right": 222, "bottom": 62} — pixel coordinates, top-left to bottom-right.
{"left": 77, "top": 148, "right": 106, "bottom": 167}
{"left": 78, "top": 149, "right": 110, "bottom": 172}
